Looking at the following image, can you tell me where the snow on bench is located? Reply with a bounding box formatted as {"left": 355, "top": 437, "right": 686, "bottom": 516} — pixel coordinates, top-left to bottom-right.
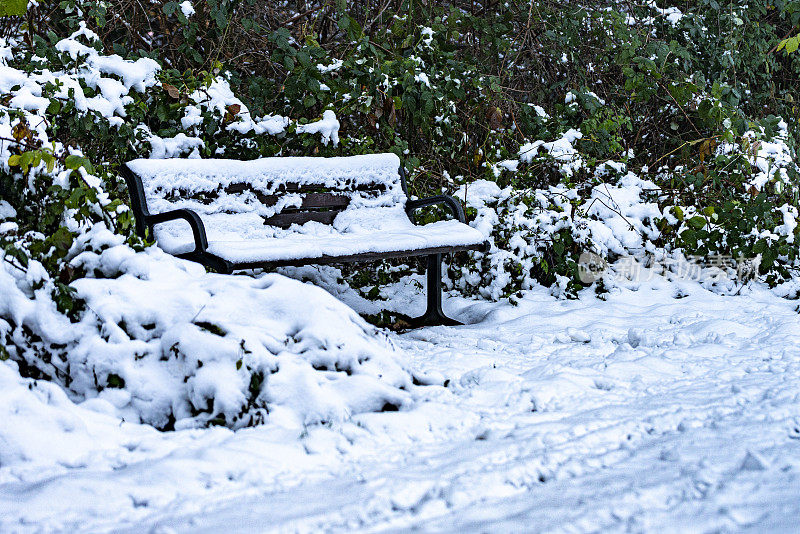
{"left": 121, "top": 153, "right": 488, "bottom": 325}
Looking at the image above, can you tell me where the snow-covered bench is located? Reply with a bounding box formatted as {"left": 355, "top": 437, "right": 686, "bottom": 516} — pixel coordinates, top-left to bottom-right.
{"left": 121, "top": 153, "right": 488, "bottom": 325}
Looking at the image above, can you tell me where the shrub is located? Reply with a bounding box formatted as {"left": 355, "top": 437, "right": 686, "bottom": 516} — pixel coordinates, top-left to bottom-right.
{"left": 2, "top": 0, "right": 800, "bottom": 428}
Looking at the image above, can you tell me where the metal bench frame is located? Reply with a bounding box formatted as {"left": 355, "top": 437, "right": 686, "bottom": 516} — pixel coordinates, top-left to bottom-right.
{"left": 120, "top": 161, "right": 488, "bottom": 326}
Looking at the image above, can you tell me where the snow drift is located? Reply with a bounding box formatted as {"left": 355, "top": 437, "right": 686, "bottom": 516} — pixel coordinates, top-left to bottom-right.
{"left": 1, "top": 224, "right": 414, "bottom": 430}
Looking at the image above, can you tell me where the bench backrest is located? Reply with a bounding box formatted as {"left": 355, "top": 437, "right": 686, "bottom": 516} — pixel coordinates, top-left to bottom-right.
{"left": 123, "top": 154, "right": 406, "bottom": 232}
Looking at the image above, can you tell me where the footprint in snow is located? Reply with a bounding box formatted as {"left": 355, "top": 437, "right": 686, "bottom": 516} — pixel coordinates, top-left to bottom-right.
{"left": 739, "top": 450, "right": 769, "bottom": 472}
{"left": 566, "top": 327, "right": 591, "bottom": 343}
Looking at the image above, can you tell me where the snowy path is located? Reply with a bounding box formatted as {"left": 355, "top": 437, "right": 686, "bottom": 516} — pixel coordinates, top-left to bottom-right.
{"left": 3, "top": 276, "right": 800, "bottom": 532}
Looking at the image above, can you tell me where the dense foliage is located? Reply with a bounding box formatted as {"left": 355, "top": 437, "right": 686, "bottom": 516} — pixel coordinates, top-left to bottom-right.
{"left": 2, "top": 0, "right": 800, "bottom": 304}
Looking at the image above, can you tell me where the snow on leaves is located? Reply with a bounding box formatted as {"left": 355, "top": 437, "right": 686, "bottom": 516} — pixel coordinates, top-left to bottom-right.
{"left": 1, "top": 225, "right": 414, "bottom": 429}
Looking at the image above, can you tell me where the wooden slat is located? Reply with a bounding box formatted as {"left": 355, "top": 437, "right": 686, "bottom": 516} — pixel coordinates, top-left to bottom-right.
{"left": 259, "top": 192, "right": 350, "bottom": 209}
{"left": 163, "top": 187, "right": 350, "bottom": 210}
{"left": 263, "top": 210, "right": 340, "bottom": 228}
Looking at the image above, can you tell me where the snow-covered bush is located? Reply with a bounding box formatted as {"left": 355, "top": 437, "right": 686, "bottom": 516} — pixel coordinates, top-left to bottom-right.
{"left": 5, "top": 0, "right": 800, "bottom": 299}
{"left": 3, "top": 0, "right": 800, "bottom": 433}
{"left": 447, "top": 167, "right": 666, "bottom": 299}
{"left": 0, "top": 5, "right": 412, "bottom": 430}
{"left": 447, "top": 113, "right": 800, "bottom": 299}
{"left": 1, "top": 225, "right": 413, "bottom": 430}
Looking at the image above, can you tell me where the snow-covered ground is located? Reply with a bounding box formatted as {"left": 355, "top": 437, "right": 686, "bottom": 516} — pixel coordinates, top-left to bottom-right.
{"left": 3, "top": 269, "right": 800, "bottom": 533}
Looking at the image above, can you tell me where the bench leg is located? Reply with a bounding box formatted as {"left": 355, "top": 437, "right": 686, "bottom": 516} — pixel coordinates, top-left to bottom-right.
{"left": 410, "top": 253, "right": 463, "bottom": 327}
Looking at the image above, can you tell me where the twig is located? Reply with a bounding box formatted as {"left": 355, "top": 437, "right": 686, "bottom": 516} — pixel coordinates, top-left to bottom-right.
{"left": 2, "top": 254, "right": 27, "bottom": 274}
{"left": 768, "top": 25, "right": 799, "bottom": 55}
{"left": 282, "top": 6, "right": 323, "bottom": 26}
{"left": 0, "top": 136, "right": 41, "bottom": 151}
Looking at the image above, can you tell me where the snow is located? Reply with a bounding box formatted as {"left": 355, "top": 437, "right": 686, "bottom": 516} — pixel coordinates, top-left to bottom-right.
{"left": 317, "top": 59, "right": 343, "bottom": 73}
{"left": 295, "top": 109, "right": 340, "bottom": 146}
{"left": 2, "top": 266, "right": 800, "bottom": 531}
{"left": 182, "top": 78, "right": 290, "bottom": 139}
{"left": 129, "top": 153, "right": 405, "bottom": 200}
{"left": 126, "top": 154, "right": 486, "bottom": 262}
{"left": 654, "top": 4, "right": 684, "bottom": 26}
{"left": 0, "top": 199, "right": 16, "bottom": 219}
{"left": 420, "top": 27, "right": 434, "bottom": 47}
{"left": 528, "top": 103, "right": 550, "bottom": 118}
{"left": 415, "top": 72, "right": 432, "bottom": 87}
{"left": 1, "top": 225, "right": 416, "bottom": 429}
{"left": 198, "top": 216, "right": 486, "bottom": 263}
{"left": 147, "top": 132, "right": 204, "bottom": 159}
{"left": 584, "top": 172, "right": 663, "bottom": 255}
{"left": 450, "top": 171, "right": 668, "bottom": 300}
{"left": 743, "top": 120, "right": 794, "bottom": 192}
{"left": 55, "top": 24, "right": 160, "bottom": 93}
{"left": 519, "top": 128, "right": 585, "bottom": 177}
{"left": 179, "top": 1, "right": 195, "bottom": 18}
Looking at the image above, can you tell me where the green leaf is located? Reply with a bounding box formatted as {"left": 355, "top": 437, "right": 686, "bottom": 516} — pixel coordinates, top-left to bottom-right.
{"left": 162, "top": 1, "right": 177, "bottom": 16}
{"left": 46, "top": 99, "right": 62, "bottom": 114}
{"left": 215, "top": 9, "right": 227, "bottom": 29}
{"left": 49, "top": 227, "right": 74, "bottom": 252}
{"left": 64, "top": 155, "right": 94, "bottom": 173}
{"left": 680, "top": 229, "right": 697, "bottom": 249}
{"left": 786, "top": 36, "right": 800, "bottom": 54}
{"left": 0, "top": 0, "right": 27, "bottom": 16}
{"left": 106, "top": 373, "right": 126, "bottom": 389}
{"left": 688, "top": 216, "right": 706, "bottom": 230}
{"left": 64, "top": 154, "right": 82, "bottom": 169}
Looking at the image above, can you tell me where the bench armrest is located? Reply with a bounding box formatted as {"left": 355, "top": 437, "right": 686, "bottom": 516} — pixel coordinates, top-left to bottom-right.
{"left": 405, "top": 195, "right": 466, "bottom": 223}
{"left": 147, "top": 209, "right": 209, "bottom": 253}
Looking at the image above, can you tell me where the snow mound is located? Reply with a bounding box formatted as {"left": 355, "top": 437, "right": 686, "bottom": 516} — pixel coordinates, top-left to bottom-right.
{"left": 0, "top": 358, "right": 162, "bottom": 483}
{"left": 1, "top": 225, "right": 414, "bottom": 430}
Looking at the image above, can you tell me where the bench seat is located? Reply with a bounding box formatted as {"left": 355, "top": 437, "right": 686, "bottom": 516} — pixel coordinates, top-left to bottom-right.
{"left": 155, "top": 206, "right": 485, "bottom": 265}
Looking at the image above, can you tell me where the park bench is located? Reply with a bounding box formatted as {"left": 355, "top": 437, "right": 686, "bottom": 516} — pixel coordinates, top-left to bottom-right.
{"left": 121, "top": 153, "right": 488, "bottom": 326}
